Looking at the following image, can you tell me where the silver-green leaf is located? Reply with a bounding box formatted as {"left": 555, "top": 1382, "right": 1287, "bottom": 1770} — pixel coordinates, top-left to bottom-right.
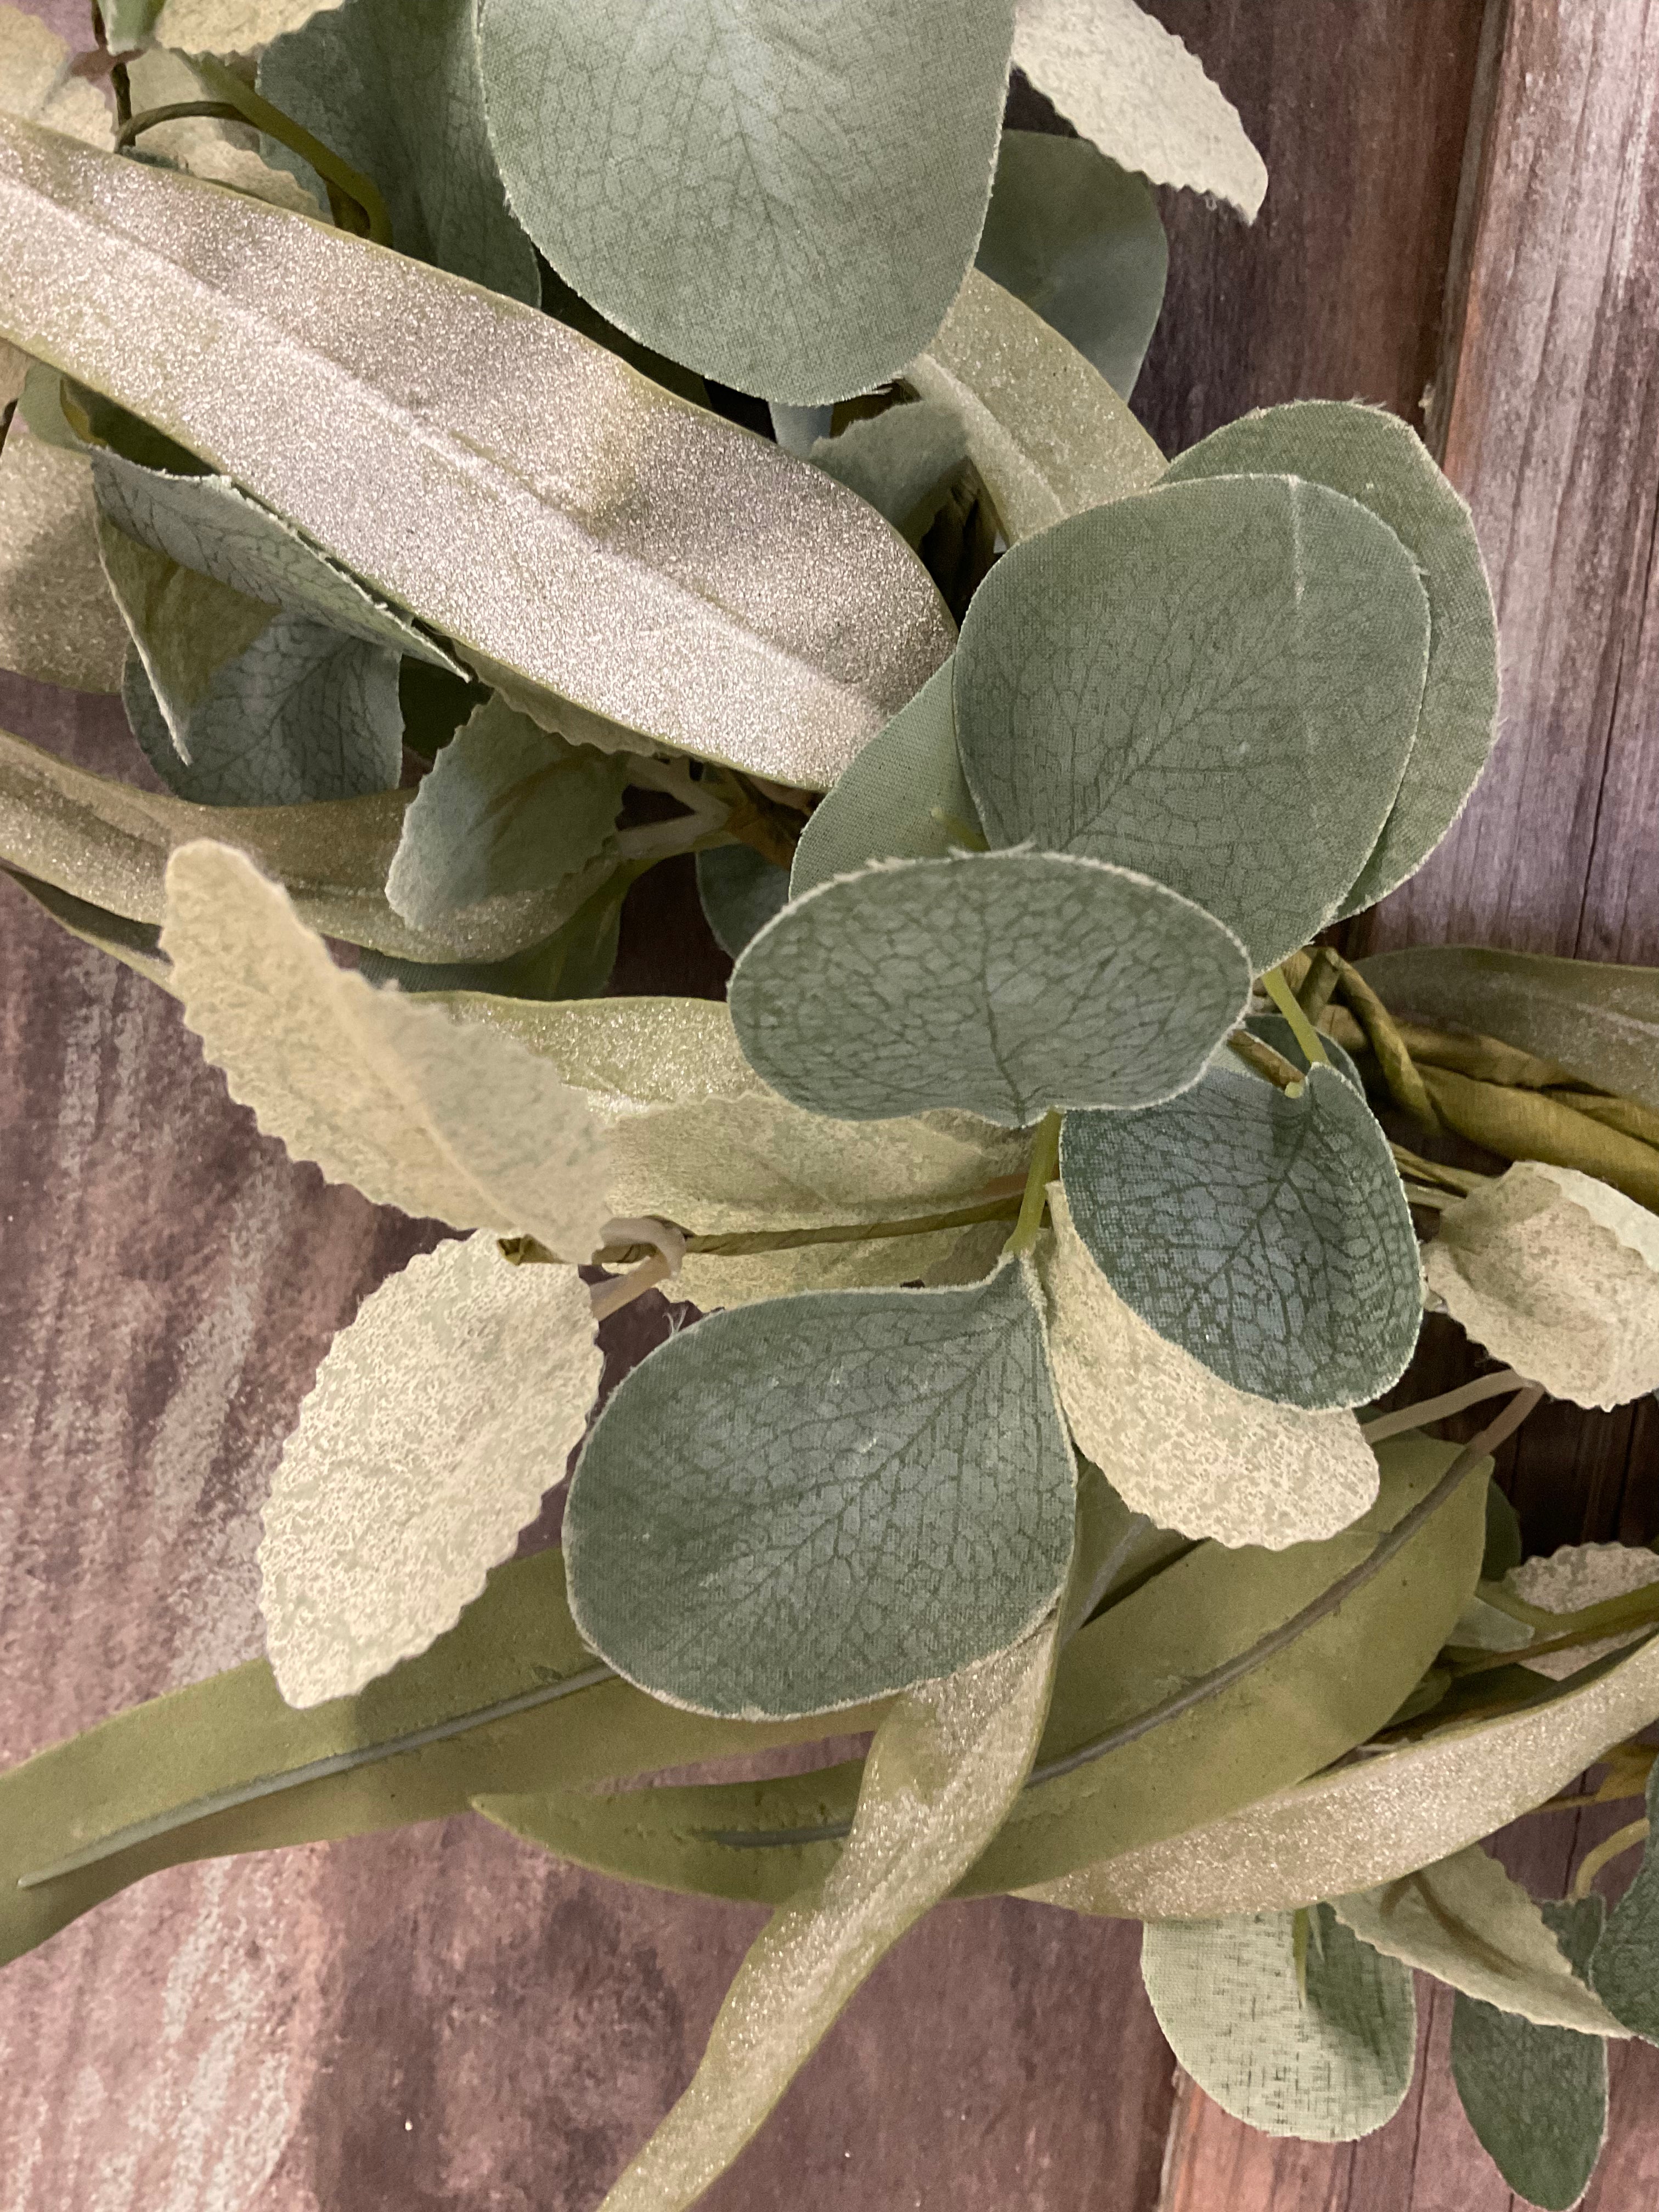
{"left": 695, "top": 842, "right": 791, "bottom": 962}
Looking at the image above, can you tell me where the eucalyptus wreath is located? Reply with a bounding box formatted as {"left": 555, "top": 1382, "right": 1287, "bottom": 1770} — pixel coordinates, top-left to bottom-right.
{"left": 3, "top": 4, "right": 1659, "bottom": 2208}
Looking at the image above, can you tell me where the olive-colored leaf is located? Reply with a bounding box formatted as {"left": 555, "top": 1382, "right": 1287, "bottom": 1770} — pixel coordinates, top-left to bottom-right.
{"left": 1589, "top": 1758, "right": 1659, "bottom": 2039}
{"left": 259, "top": 0, "right": 538, "bottom": 299}
{"left": 788, "top": 661, "right": 981, "bottom": 898}
{"left": 386, "top": 693, "right": 628, "bottom": 959}
{"left": 260, "top": 1234, "right": 601, "bottom": 1707}
{"left": 956, "top": 475, "right": 1431, "bottom": 971}
{"left": 161, "top": 839, "right": 613, "bottom": 1254}
{"left": 3, "top": 866, "right": 173, "bottom": 991}
{"left": 1139, "top": 1907, "right": 1415, "bottom": 2139}
{"left": 1425, "top": 1163, "right": 1659, "bottom": 1408}
{"left": 695, "top": 843, "right": 790, "bottom": 962}
{"left": 0, "top": 4, "right": 113, "bottom": 147}
{"left": 905, "top": 267, "right": 1164, "bottom": 544}
{"left": 1452, "top": 1982, "right": 1608, "bottom": 2211}
{"left": 807, "top": 399, "right": 969, "bottom": 540}
{"left": 1060, "top": 1047, "right": 1421, "bottom": 1410}
{"left": 1506, "top": 1543, "right": 1659, "bottom": 1681}
{"left": 1164, "top": 402, "right": 1498, "bottom": 915}
{"left": 673, "top": 1215, "right": 1008, "bottom": 1318}
{"left": 125, "top": 47, "right": 324, "bottom": 215}
{"left": 730, "top": 850, "right": 1250, "bottom": 1128}
{"left": 580, "top": 1626, "right": 1060, "bottom": 2212}
{"left": 0, "top": 420, "right": 126, "bottom": 691}
{"left": 476, "top": 0, "right": 1017, "bottom": 405}
{"left": 565, "top": 1256, "right": 1076, "bottom": 1718}
{"left": 1041, "top": 1189, "right": 1381, "bottom": 1547}
{"left": 1012, "top": 0, "right": 1267, "bottom": 217}
{"left": 1335, "top": 1846, "right": 1627, "bottom": 2035}
{"left": 0, "top": 117, "right": 952, "bottom": 786}
{"left": 976, "top": 129, "right": 1166, "bottom": 398}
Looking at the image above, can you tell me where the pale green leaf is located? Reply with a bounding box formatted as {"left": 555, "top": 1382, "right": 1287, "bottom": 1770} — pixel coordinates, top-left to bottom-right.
{"left": 729, "top": 850, "right": 1250, "bottom": 1128}
{"left": 695, "top": 842, "right": 790, "bottom": 962}
{"left": 1041, "top": 1189, "right": 1382, "bottom": 1548}
{"left": 586, "top": 1626, "right": 1059, "bottom": 2212}
{"left": 976, "top": 129, "right": 1166, "bottom": 398}
{"left": 905, "top": 267, "right": 1164, "bottom": 543}
{"left": 0, "top": 420, "right": 126, "bottom": 691}
{"left": 0, "top": 4, "right": 113, "bottom": 146}
{"left": 386, "top": 693, "right": 628, "bottom": 959}
{"left": 99, "top": 510, "right": 275, "bottom": 734}
{"left": 1357, "top": 947, "right": 1659, "bottom": 1115}
{"left": 476, "top": 0, "right": 1017, "bottom": 405}
{"left": 1060, "top": 1042, "right": 1422, "bottom": 1409}
{"left": 788, "top": 661, "right": 981, "bottom": 898}
{"left": 161, "top": 839, "right": 613, "bottom": 1254}
{"left": 1011, "top": 0, "right": 1267, "bottom": 216}
{"left": 1163, "top": 400, "right": 1499, "bottom": 912}
{"left": 1589, "top": 1757, "right": 1659, "bottom": 2039}
{"left": 1335, "top": 1846, "right": 1627, "bottom": 2035}
{"left": 125, "top": 47, "right": 324, "bottom": 214}
{"left": 565, "top": 1256, "right": 1076, "bottom": 1718}
{"left": 259, "top": 0, "right": 538, "bottom": 299}
{"left": 807, "top": 400, "right": 969, "bottom": 540}
{"left": 259, "top": 1233, "right": 601, "bottom": 1707}
{"left": 955, "top": 475, "right": 1431, "bottom": 972}
{"left": 1140, "top": 1908, "right": 1415, "bottom": 2139}
{"left": 0, "top": 117, "right": 952, "bottom": 786}
{"left": 1448, "top": 1594, "right": 1535, "bottom": 1653}
{"left": 1452, "top": 1979, "right": 1607, "bottom": 2211}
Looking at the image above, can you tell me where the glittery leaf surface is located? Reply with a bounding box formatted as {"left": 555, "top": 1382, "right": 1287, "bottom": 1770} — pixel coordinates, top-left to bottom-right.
{"left": 0, "top": 117, "right": 952, "bottom": 786}
{"left": 162, "top": 839, "right": 612, "bottom": 1255}
{"left": 1139, "top": 1907, "right": 1415, "bottom": 2140}
{"left": 1011, "top": 0, "right": 1267, "bottom": 216}
{"left": 729, "top": 850, "right": 1250, "bottom": 1128}
{"left": 386, "top": 693, "right": 629, "bottom": 960}
{"left": 565, "top": 1256, "right": 1076, "bottom": 1718}
{"left": 259, "top": 1234, "right": 602, "bottom": 1707}
{"left": 587, "top": 1626, "right": 1060, "bottom": 2212}
{"left": 976, "top": 130, "right": 1167, "bottom": 399}
{"left": 1451, "top": 1969, "right": 1609, "bottom": 2212}
{"left": 1060, "top": 1036, "right": 1422, "bottom": 1409}
{"left": 905, "top": 268, "right": 1164, "bottom": 544}
{"left": 1589, "top": 1757, "right": 1659, "bottom": 2040}
{"left": 955, "top": 476, "right": 1431, "bottom": 972}
{"left": 1425, "top": 1163, "right": 1659, "bottom": 1408}
{"left": 1164, "top": 401, "right": 1499, "bottom": 915}
{"left": 1040, "top": 1190, "right": 1380, "bottom": 1547}
{"left": 259, "top": 0, "right": 538, "bottom": 300}
{"left": 0, "top": 421, "right": 126, "bottom": 692}
{"left": 476, "top": 0, "right": 1016, "bottom": 405}
{"left": 694, "top": 843, "right": 790, "bottom": 962}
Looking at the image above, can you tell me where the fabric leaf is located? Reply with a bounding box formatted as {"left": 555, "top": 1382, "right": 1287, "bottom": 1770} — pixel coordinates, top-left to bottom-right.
{"left": 729, "top": 849, "right": 1250, "bottom": 1128}
{"left": 1451, "top": 1990, "right": 1607, "bottom": 2210}
{"left": 1506, "top": 1543, "right": 1659, "bottom": 1680}
{"left": 807, "top": 400, "right": 969, "bottom": 540}
{"left": 1425, "top": 1162, "right": 1659, "bottom": 1408}
{"left": 955, "top": 475, "right": 1431, "bottom": 972}
{"left": 476, "top": 0, "right": 1017, "bottom": 405}
{"left": 125, "top": 47, "right": 323, "bottom": 215}
{"left": 0, "top": 419, "right": 126, "bottom": 691}
{"left": 260, "top": 1233, "right": 601, "bottom": 1707}
{"left": 0, "top": 4, "right": 113, "bottom": 147}
{"left": 161, "top": 839, "right": 613, "bottom": 1255}
{"left": 565, "top": 1256, "right": 1076, "bottom": 1718}
{"left": 153, "top": 0, "right": 333, "bottom": 41}
{"left": 1140, "top": 1907, "right": 1415, "bottom": 2139}
{"left": 1589, "top": 1757, "right": 1659, "bottom": 2040}
{"left": 695, "top": 843, "right": 791, "bottom": 963}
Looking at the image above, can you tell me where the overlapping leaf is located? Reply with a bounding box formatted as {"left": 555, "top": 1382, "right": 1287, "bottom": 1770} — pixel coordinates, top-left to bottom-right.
{"left": 806, "top": 400, "right": 969, "bottom": 540}
{"left": 1506, "top": 1542, "right": 1659, "bottom": 1680}
{"left": 0, "top": 117, "right": 952, "bottom": 785}
{"left": 0, "top": 421, "right": 126, "bottom": 692}
{"left": 476, "top": 0, "right": 1016, "bottom": 404}
{"left": 153, "top": 0, "right": 329, "bottom": 41}
{"left": 565, "top": 1256, "right": 1076, "bottom": 1718}
{"left": 695, "top": 843, "right": 791, "bottom": 962}
{"left": 261, "top": 1233, "right": 601, "bottom": 1707}
{"left": 0, "top": 4, "right": 113, "bottom": 147}
{"left": 955, "top": 475, "right": 1431, "bottom": 970}
{"left": 1588, "top": 1757, "right": 1659, "bottom": 2039}
{"left": 125, "top": 47, "right": 324, "bottom": 216}
{"left": 730, "top": 850, "right": 1249, "bottom": 1128}
{"left": 789, "top": 662, "right": 981, "bottom": 896}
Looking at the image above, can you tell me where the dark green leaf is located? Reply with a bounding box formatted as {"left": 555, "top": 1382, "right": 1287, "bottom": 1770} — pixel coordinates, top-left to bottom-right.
{"left": 1452, "top": 1989, "right": 1607, "bottom": 2208}
{"left": 1589, "top": 1756, "right": 1659, "bottom": 2038}
{"left": 696, "top": 842, "right": 790, "bottom": 961}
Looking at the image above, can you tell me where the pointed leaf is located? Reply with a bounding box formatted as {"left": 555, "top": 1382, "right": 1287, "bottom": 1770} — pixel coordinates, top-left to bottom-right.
{"left": 3, "top": 867, "right": 172, "bottom": 991}
{"left": 695, "top": 842, "right": 790, "bottom": 962}
{"left": 1451, "top": 1988, "right": 1607, "bottom": 2210}
{"left": 260, "top": 1234, "right": 601, "bottom": 1707}
{"left": 565, "top": 1256, "right": 1076, "bottom": 1718}
{"left": 0, "top": 420, "right": 126, "bottom": 690}
{"left": 730, "top": 849, "right": 1250, "bottom": 1128}
{"left": 1589, "top": 1757, "right": 1659, "bottom": 2039}
{"left": 956, "top": 475, "right": 1431, "bottom": 970}
{"left": 161, "top": 839, "right": 612, "bottom": 1252}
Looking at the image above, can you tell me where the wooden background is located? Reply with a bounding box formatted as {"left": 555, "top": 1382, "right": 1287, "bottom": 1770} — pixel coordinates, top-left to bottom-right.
{"left": 3, "top": 1, "right": 1657, "bottom": 2205}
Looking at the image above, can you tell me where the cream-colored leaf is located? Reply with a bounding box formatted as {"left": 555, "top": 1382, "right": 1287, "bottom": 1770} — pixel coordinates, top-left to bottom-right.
{"left": 1508, "top": 1542, "right": 1659, "bottom": 1681}
{"left": 0, "top": 115, "right": 951, "bottom": 788}
{"left": 162, "top": 840, "right": 612, "bottom": 1255}
{"left": 0, "top": 4, "right": 112, "bottom": 148}
{"left": 1040, "top": 1188, "right": 1378, "bottom": 1548}
{"left": 153, "top": 0, "right": 338, "bottom": 49}
{"left": 598, "top": 1622, "right": 1059, "bottom": 2212}
{"left": 1335, "top": 1846, "right": 1627, "bottom": 2035}
{"left": 1024, "top": 1621, "right": 1659, "bottom": 1922}
{"left": 674, "top": 1216, "right": 1005, "bottom": 1314}
{"left": 126, "top": 48, "right": 324, "bottom": 213}
{"left": 905, "top": 268, "right": 1163, "bottom": 544}
{"left": 1012, "top": 0, "right": 1266, "bottom": 217}
{"left": 0, "top": 420, "right": 127, "bottom": 691}
{"left": 260, "top": 1233, "right": 601, "bottom": 1707}
{"left": 1425, "top": 1162, "right": 1659, "bottom": 1408}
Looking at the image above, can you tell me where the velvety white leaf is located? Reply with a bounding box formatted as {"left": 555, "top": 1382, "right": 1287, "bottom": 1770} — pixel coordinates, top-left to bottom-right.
{"left": 0, "top": 4, "right": 112, "bottom": 147}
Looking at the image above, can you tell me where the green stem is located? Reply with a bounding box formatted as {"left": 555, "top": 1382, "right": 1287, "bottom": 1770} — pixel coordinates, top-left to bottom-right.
{"left": 1005, "top": 1110, "right": 1062, "bottom": 1257}
{"left": 1262, "top": 964, "right": 1331, "bottom": 1068}
{"left": 191, "top": 55, "right": 394, "bottom": 246}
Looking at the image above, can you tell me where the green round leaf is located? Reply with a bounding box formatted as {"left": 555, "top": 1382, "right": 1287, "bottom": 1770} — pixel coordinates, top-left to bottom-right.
{"left": 1452, "top": 1987, "right": 1607, "bottom": 2210}
{"left": 976, "top": 130, "right": 1167, "bottom": 399}
{"left": 1163, "top": 400, "right": 1498, "bottom": 913}
{"left": 476, "top": 0, "right": 1017, "bottom": 403}
{"left": 955, "top": 476, "right": 1431, "bottom": 971}
{"left": 565, "top": 1258, "right": 1076, "bottom": 1718}
{"left": 696, "top": 842, "right": 792, "bottom": 961}
{"left": 730, "top": 849, "right": 1250, "bottom": 1128}
{"left": 1059, "top": 1042, "right": 1422, "bottom": 1410}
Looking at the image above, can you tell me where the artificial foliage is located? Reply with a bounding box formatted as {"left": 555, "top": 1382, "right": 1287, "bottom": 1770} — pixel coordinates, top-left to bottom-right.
{"left": 2, "top": 4, "right": 1659, "bottom": 2205}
